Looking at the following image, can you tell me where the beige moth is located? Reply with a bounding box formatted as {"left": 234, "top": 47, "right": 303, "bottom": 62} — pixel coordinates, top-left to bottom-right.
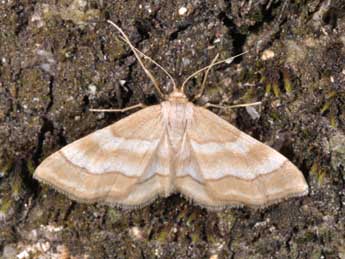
{"left": 34, "top": 21, "right": 308, "bottom": 210}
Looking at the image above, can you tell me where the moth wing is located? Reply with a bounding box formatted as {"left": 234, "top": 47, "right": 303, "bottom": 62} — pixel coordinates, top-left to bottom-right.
{"left": 175, "top": 106, "right": 308, "bottom": 209}
{"left": 34, "top": 105, "right": 172, "bottom": 208}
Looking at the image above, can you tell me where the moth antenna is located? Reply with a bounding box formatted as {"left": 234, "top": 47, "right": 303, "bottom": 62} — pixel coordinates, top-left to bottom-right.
{"left": 90, "top": 103, "right": 145, "bottom": 113}
{"left": 107, "top": 20, "right": 167, "bottom": 99}
{"left": 118, "top": 35, "right": 177, "bottom": 91}
{"left": 192, "top": 54, "right": 219, "bottom": 101}
{"left": 181, "top": 51, "right": 249, "bottom": 95}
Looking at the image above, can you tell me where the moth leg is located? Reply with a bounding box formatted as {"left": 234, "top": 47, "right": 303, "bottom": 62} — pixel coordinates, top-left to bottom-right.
{"left": 89, "top": 103, "right": 145, "bottom": 113}
{"left": 204, "top": 101, "right": 261, "bottom": 110}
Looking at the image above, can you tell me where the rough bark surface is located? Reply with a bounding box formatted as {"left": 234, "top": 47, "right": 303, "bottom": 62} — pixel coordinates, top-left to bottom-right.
{"left": 1, "top": 0, "right": 345, "bottom": 258}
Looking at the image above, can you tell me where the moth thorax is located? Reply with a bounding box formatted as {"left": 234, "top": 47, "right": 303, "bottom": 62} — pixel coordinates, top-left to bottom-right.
{"left": 161, "top": 101, "right": 193, "bottom": 150}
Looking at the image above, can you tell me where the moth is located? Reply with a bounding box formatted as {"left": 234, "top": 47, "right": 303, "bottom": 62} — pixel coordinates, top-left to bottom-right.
{"left": 34, "top": 20, "right": 308, "bottom": 210}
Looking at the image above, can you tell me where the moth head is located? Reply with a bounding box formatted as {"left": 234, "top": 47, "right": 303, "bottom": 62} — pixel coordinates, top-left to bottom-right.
{"left": 168, "top": 87, "right": 188, "bottom": 102}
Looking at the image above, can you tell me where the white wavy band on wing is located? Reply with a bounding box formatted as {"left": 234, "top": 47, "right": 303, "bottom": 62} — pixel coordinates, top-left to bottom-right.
{"left": 190, "top": 140, "right": 287, "bottom": 180}
{"left": 190, "top": 132, "right": 255, "bottom": 155}
{"left": 92, "top": 127, "right": 157, "bottom": 153}
{"left": 61, "top": 128, "right": 159, "bottom": 176}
